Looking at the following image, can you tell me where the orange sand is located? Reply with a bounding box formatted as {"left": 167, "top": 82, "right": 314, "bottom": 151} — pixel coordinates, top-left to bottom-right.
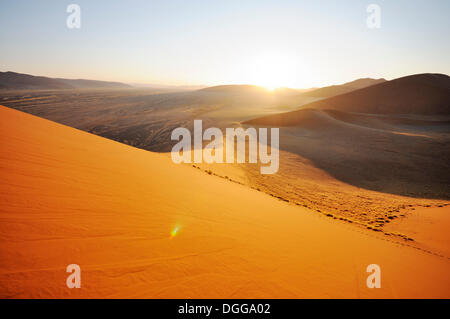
{"left": 0, "top": 105, "right": 448, "bottom": 298}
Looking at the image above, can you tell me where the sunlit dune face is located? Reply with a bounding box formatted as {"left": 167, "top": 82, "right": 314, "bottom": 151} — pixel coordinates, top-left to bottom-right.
{"left": 248, "top": 52, "right": 300, "bottom": 90}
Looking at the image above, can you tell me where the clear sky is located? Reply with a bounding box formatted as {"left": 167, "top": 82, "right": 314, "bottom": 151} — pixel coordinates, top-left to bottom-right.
{"left": 1, "top": 0, "right": 449, "bottom": 88}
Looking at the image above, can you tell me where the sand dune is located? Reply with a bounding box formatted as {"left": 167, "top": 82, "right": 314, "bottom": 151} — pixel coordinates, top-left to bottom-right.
{"left": 244, "top": 109, "right": 450, "bottom": 195}
{"left": 233, "top": 105, "right": 450, "bottom": 251}
{"left": 243, "top": 74, "right": 450, "bottom": 200}
{"left": 273, "top": 73, "right": 450, "bottom": 115}
{"left": 2, "top": 75, "right": 449, "bottom": 261}
{"left": 301, "top": 78, "right": 386, "bottom": 98}
{"left": 0, "top": 105, "right": 449, "bottom": 298}
{"left": 197, "top": 115, "right": 450, "bottom": 252}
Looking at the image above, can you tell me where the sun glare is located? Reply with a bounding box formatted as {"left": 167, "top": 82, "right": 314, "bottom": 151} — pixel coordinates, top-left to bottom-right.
{"left": 248, "top": 52, "right": 301, "bottom": 90}
{"left": 170, "top": 226, "right": 180, "bottom": 238}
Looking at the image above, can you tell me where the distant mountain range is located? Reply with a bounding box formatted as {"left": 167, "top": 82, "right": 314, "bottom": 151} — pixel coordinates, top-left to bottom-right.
{"left": 0, "top": 71, "right": 390, "bottom": 96}
{"left": 2, "top": 71, "right": 449, "bottom": 116}
{"left": 0, "top": 71, "right": 131, "bottom": 90}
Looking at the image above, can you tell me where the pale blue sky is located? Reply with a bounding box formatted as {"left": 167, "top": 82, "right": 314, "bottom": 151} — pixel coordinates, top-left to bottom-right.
{"left": 1, "top": 0, "right": 449, "bottom": 88}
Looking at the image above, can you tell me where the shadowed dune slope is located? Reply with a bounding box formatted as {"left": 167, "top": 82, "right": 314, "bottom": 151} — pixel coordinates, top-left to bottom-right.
{"left": 245, "top": 107, "right": 450, "bottom": 130}
{"left": 252, "top": 73, "right": 449, "bottom": 116}
{"left": 245, "top": 108, "right": 450, "bottom": 199}
{"left": 308, "top": 73, "right": 450, "bottom": 115}
{"left": 243, "top": 74, "right": 450, "bottom": 198}
{"left": 0, "top": 105, "right": 449, "bottom": 298}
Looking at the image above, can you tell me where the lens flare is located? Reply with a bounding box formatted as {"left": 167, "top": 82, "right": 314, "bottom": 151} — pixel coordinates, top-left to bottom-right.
{"left": 170, "top": 226, "right": 180, "bottom": 238}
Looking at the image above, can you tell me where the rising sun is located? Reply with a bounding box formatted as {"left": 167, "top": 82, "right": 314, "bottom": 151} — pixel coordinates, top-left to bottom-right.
{"left": 249, "top": 52, "right": 301, "bottom": 90}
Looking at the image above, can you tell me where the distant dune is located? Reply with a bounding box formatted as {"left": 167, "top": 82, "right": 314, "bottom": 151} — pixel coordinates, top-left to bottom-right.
{"left": 244, "top": 107, "right": 450, "bottom": 128}
{"left": 343, "top": 78, "right": 388, "bottom": 89}
{"left": 302, "top": 73, "right": 449, "bottom": 115}
{"left": 301, "top": 78, "right": 386, "bottom": 98}
{"left": 243, "top": 106, "right": 449, "bottom": 196}
{"left": 243, "top": 73, "right": 450, "bottom": 202}
{"left": 246, "top": 74, "right": 450, "bottom": 121}
{"left": 0, "top": 71, "right": 131, "bottom": 90}
{"left": 1, "top": 105, "right": 449, "bottom": 298}
{"left": 243, "top": 74, "right": 450, "bottom": 200}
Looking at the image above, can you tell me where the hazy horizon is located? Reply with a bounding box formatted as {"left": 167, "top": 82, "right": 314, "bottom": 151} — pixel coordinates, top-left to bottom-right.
{"left": 0, "top": 68, "right": 395, "bottom": 90}
{"left": 1, "top": 0, "right": 449, "bottom": 89}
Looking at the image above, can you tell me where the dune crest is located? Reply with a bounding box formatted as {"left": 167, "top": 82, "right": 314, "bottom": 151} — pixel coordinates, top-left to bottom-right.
{"left": 301, "top": 78, "right": 386, "bottom": 98}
